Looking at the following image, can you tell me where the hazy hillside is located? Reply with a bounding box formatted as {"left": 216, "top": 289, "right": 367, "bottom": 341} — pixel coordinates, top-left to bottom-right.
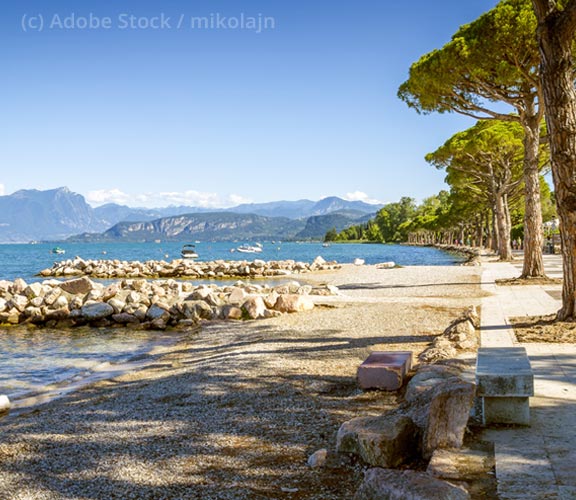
{"left": 0, "top": 188, "right": 106, "bottom": 242}
{"left": 0, "top": 187, "right": 382, "bottom": 242}
{"left": 72, "top": 213, "right": 307, "bottom": 242}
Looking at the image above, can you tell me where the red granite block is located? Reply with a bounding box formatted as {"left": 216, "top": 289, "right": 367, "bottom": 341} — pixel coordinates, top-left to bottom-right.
{"left": 357, "top": 351, "right": 412, "bottom": 391}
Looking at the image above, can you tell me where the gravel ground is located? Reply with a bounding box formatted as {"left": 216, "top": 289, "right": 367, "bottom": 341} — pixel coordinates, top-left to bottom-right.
{"left": 0, "top": 264, "right": 482, "bottom": 500}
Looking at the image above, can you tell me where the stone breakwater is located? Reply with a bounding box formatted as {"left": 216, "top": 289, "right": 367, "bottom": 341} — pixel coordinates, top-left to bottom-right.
{"left": 0, "top": 276, "right": 339, "bottom": 330}
{"left": 38, "top": 256, "right": 341, "bottom": 279}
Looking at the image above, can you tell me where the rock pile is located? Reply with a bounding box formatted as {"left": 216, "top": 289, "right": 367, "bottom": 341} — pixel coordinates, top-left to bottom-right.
{"left": 337, "top": 308, "right": 479, "bottom": 498}
{"left": 0, "top": 276, "right": 338, "bottom": 330}
{"left": 38, "top": 256, "right": 341, "bottom": 279}
{"left": 419, "top": 306, "right": 479, "bottom": 363}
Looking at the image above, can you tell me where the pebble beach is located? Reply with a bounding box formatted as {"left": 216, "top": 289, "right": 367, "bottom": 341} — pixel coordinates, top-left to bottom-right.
{"left": 0, "top": 263, "right": 483, "bottom": 499}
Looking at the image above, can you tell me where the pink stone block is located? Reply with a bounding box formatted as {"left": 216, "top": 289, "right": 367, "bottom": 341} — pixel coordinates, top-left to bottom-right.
{"left": 357, "top": 351, "right": 413, "bottom": 391}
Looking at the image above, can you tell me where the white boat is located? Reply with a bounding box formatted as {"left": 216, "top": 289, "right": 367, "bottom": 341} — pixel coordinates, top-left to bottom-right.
{"left": 181, "top": 244, "right": 199, "bottom": 259}
{"left": 51, "top": 247, "right": 65, "bottom": 255}
{"left": 236, "top": 244, "right": 263, "bottom": 254}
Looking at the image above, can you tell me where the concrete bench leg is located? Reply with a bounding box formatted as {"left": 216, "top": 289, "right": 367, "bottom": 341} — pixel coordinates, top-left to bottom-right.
{"left": 476, "top": 347, "right": 534, "bottom": 426}
{"left": 482, "top": 396, "right": 531, "bottom": 426}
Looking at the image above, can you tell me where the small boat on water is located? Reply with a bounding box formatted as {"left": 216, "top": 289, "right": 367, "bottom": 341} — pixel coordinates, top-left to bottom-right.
{"left": 236, "top": 243, "right": 263, "bottom": 254}
{"left": 181, "top": 244, "right": 199, "bottom": 259}
{"left": 51, "top": 247, "right": 65, "bottom": 255}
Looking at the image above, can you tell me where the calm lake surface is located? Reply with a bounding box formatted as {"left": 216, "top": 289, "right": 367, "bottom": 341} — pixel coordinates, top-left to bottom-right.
{"left": 0, "top": 241, "right": 463, "bottom": 282}
{"left": 0, "top": 242, "right": 464, "bottom": 403}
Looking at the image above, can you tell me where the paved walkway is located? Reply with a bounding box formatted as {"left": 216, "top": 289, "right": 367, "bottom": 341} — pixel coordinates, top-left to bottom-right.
{"left": 480, "top": 254, "right": 576, "bottom": 500}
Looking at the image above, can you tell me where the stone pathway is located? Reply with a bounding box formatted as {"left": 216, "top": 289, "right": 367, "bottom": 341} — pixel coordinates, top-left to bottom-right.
{"left": 480, "top": 254, "right": 576, "bottom": 499}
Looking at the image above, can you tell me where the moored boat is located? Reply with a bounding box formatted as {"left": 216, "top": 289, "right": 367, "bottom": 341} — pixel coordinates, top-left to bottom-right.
{"left": 236, "top": 243, "right": 263, "bottom": 254}
{"left": 181, "top": 244, "right": 199, "bottom": 259}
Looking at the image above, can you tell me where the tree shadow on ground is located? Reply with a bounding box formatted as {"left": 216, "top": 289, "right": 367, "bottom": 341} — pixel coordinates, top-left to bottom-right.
{"left": 0, "top": 324, "right": 412, "bottom": 499}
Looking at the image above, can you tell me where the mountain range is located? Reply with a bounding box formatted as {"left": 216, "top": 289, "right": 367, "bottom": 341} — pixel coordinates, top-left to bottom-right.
{"left": 0, "top": 187, "right": 383, "bottom": 243}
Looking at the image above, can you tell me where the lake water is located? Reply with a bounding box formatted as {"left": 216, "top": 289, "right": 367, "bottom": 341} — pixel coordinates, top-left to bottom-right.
{"left": 0, "top": 242, "right": 464, "bottom": 406}
{"left": 0, "top": 241, "right": 463, "bottom": 282}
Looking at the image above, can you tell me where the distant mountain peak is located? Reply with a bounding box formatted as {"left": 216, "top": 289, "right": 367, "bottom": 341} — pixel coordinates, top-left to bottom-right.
{"left": 0, "top": 187, "right": 382, "bottom": 242}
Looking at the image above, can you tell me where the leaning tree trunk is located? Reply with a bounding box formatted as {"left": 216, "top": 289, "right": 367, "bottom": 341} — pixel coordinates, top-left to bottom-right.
{"left": 536, "top": 13, "right": 576, "bottom": 319}
{"left": 495, "top": 194, "right": 513, "bottom": 261}
{"left": 521, "top": 115, "right": 546, "bottom": 278}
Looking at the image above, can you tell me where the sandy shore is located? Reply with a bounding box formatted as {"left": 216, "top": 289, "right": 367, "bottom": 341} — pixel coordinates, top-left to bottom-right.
{"left": 0, "top": 264, "right": 483, "bottom": 500}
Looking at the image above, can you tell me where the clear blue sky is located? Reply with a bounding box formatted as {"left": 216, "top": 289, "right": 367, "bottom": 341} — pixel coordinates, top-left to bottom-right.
{"left": 0, "top": 0, "right": 500, "bottom": 208}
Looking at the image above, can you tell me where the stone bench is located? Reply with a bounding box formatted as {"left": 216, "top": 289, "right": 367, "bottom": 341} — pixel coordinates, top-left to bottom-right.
{"left": 357, "top": 351, "right": 412, "bottom": 391}
{"left": 475, "top": 347, "right": 534, "bottom": 426}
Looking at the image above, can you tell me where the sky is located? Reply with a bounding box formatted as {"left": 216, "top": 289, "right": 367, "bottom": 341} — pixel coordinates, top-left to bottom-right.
{"left": 0, "top": 0, "right": 501, "bottom": 208}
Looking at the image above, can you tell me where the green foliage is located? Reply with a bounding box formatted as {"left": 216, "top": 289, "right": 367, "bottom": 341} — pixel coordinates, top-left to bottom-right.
{"left": 426, "top": 121, "right": 525, "bottom": 206}
{"left": 398, "top": 0, "right": 539, "bottom": 121}
{"left": 324, "top": 228, "right": 338, "bottom": 242}
{"left": 374, "top": 197, "right": 417, "bottom": 242}
{"left": 326, "top": 197, "right": 416, "bottom": 243}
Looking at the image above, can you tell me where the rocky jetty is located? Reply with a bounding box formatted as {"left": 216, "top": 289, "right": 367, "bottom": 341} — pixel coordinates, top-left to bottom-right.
{"left": 0, "top": 276, "right": 338, "bottom": 330}
{"left": 38, "top": 256, "right": 341, "bottom": 279}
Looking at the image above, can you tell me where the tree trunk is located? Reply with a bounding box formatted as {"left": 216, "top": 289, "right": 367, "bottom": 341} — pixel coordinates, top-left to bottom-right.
{"left": 495, "top": 194, "right": 513, "bottom": 260}
{"left": 485, "top": 212, "right": 492, "bottom": 250}
{"left": 476, "top": 214, "right": 483, "bottom": 248}
{"left": 535, "top": 7, "right": 576, "bottom": 319}
{"left": 520, "top": 116, "right": 546, "bottom": 277}
{"left": 491, "top": 209, "right": 499, "bottom": 253}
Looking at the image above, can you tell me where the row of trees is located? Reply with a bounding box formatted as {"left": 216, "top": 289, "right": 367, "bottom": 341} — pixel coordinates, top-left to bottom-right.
{"left": 326, "top": 177, "right": 555, "bottom": 247}
{"left": 398, "top": 0, "right": 547, "bottom": 278}
{"left": 403, "top": 0, "right": 576, "bottom": 319}
{"left": 325, "top": 197, "right": 416, "bottom": 244}
{"left": 331, "top": 0, "right": 576, "bottom": 319}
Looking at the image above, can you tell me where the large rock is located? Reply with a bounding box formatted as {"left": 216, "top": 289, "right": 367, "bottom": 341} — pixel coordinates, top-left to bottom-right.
{"left": 221, "top": 305, "right": 243, "bottom": 320}
{"left": 405, "top": 365, "right": 462, "bottom": 402}
{"left": 44, "top": 306, "right": 70, "bottom": 321}
{"left": 228, "top": 287, "right": 247, "bottom": 304}
{"left": 107, "top": 297, "right": 126, "bottom": 314}
{"left": 274, "top": 294, "right": 314, "bottom": 313}
{"left": 242, "top": 296, "right": 267, "bottom": 319}
{"left": 43, "top": 287, "right": 62, "bottom": 306}
{"left": 336, "top": 413, "right": 418, "bottom": 468}
{"left": 81, "top": 302, "right": 115, "bottom": 320}
{"left": 354, "top": 468, "right": 470, "bottom": 500}
{"left": 313, "top": 255, "right": 327, "bottom": 266}
{"left": 407, "top": 378, "right": 475, "bottom": 459}
{"left": 146, "top": 303, "right": 171, "bottom": 321}
{"left": 23, "top": 306, "right": 44, "bottom": 322}
{"left": 111, "top": 312, "right": 140, "bottom": 324}
{"left": 419, "top": 338, "right": 458, "bottom": 364}
{"left": 263, "top": 290, "right": 279, "bottom": 309}
{"left": 180, "top": 300, "right": 213, "bottom": 321}
{"left": 5, "top": 308, "right": 21, "bottom": 324}
{"left": 59, "top": 277, "right": 95, "bottom": 295}
{"left": 11, "top": 278, "right": 27, "bottom": 294}
{"left": 24, "top": 282, "right": 44, "bottom": 299}
{"left": 8, "top": 295, "right": 29, "bottom": 312}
